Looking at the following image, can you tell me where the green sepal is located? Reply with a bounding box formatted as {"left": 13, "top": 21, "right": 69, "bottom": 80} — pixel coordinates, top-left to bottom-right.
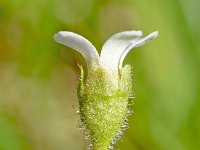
{"left": 77, "top": 65, "right": 85, "bottom": 100}
{"left": 77, "top": 65, "right": 133, "bottom": 150}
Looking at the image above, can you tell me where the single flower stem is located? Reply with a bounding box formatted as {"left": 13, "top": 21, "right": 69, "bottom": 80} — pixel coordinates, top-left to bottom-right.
{"left": 93, "top": 140, "right": 110, "bottom": 150}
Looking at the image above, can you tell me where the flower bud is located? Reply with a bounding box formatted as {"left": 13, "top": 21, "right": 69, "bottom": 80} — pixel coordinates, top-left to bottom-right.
{"left": 78, "top": 65, "right": 133, "bottom": 150}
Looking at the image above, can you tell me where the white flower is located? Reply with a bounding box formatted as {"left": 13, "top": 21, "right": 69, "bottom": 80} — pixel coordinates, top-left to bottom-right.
{"left": 53, "top": 30, "right": 158, "bottom": 149}
{"left": 54, "top": 30, "right": 158, "bottom": 74}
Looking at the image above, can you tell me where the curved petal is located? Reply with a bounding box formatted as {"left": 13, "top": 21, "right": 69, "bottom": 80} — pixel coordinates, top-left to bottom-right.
{"left": 54, "top": 31, "right": 100, "bottom": 70}
{"left": 134, "top": 31, "right": 159, "bottom": 48}
{"left": 100, "top": 31, "right": 143, "bottom": 71}
{"left": 119, "top": 31, "right": 159, "bottom": 68}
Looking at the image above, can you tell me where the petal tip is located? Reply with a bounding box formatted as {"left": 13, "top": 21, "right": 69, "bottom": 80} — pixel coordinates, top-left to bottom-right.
{"left": 136, "top": 30, "right": 143, "bottom": 36}
{"left": 151, "top": 31, "right": 159, "bottom": 38}
{"left": 53, "top": 31, "right": 62, "bottom": 43}
{"left": 129, "top": 30, "right": 143, "bottom": 37}
{"left": 53, "top": 31, "right": 68, "bottom": 43}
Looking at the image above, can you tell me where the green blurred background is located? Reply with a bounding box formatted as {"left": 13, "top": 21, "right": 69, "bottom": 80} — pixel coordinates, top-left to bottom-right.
{"left": 0, "top": 0, "right": 199, "bottom": 149}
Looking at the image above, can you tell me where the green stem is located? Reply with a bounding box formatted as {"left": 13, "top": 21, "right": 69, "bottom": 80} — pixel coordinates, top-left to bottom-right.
{"left": 93, "top": 141, "right": 110, "bottom": 150}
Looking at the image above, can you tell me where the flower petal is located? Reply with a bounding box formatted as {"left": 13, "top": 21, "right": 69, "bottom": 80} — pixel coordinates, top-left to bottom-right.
{"left": 134, "top": 31, "right": 159, "bottom": 48}
{"left": 100, "top": 31, "right": 142, "bottom": 71}
{"left": 54, "top": 31, "right": 100, "bottom": 69}
{"left": 119, "top": 31, "right": 159, "bottom": 68}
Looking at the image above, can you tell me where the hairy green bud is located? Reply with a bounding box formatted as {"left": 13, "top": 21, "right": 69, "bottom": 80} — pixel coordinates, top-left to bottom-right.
{"left": 78, "top": 65, "right": 133, "bottom": 150}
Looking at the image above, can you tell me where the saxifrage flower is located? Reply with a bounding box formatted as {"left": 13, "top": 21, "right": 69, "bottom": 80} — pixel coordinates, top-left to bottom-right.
{"left": 54, "top": 30, "right": 158, "bottom": 150}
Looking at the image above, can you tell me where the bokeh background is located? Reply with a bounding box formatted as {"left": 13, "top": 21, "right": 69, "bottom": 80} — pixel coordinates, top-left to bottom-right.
{"left": 0, "top": 0, "right": 200, "bottom": 150}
